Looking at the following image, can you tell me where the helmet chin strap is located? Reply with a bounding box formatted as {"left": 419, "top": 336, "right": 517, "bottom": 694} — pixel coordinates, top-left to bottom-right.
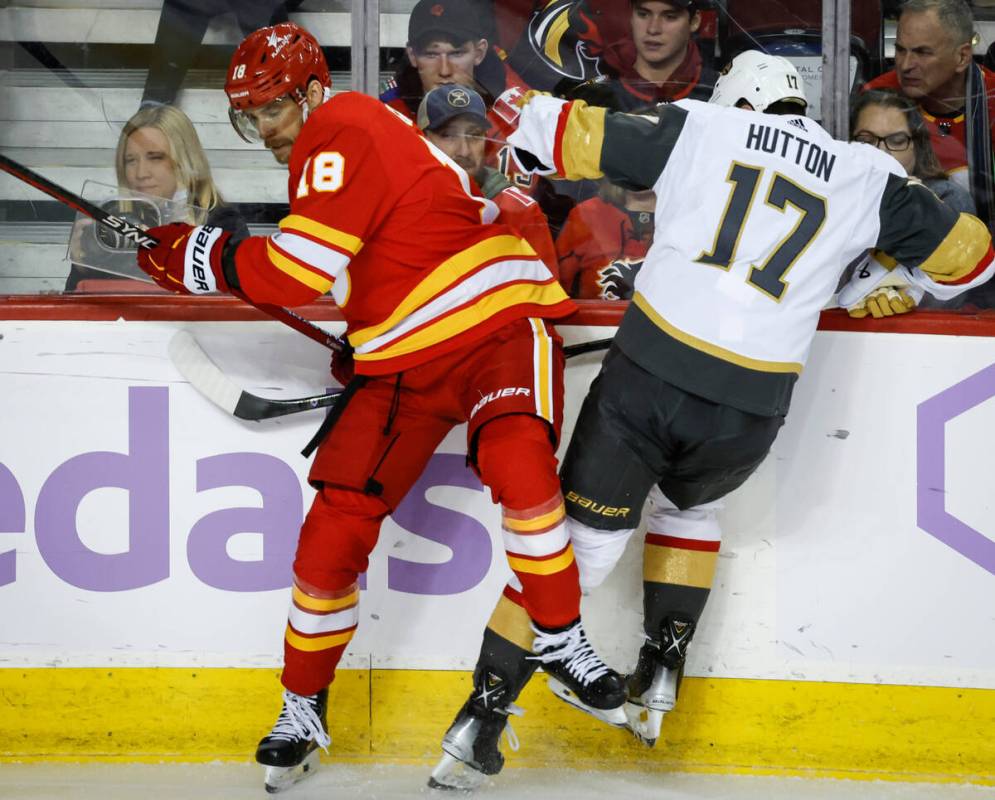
{"left": 301, "top": 86, "right": 334, "bottom": 124}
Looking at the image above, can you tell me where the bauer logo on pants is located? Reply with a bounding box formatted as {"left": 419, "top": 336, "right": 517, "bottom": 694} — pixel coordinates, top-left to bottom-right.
{"left": 470, "top": 387, "right": 531, "bottom": 419}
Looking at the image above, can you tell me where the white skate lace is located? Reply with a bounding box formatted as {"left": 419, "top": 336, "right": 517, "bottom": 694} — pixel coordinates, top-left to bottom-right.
{"left": 498, "top": 703, "right": 524, "bottom": 752}
{"left": 269, "top": 690, "right": 331, "bottom": 752}
{"left": 528, "top": 623, "right": 610, "bottom": 685}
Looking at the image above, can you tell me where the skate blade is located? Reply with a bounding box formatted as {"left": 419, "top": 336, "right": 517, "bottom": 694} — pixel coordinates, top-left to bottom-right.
{"left": 427, "top": 751, "right": 488, "bottom": 792}
{"left": 624, "top": 700, "right": 664, "bottom": 748}
{"left": 262, "top": 749, "right": 320, "bottom": 794}
{"left": 545, "top": 676, "right": 628, "bottom": 728}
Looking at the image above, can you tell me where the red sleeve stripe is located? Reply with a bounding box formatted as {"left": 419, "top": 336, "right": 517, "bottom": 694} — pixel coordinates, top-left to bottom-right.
{"left": 646, "top": 533, "right": 721, "bottom": 552}
{"left": 552, "top": 100, "right": 574, "bottom": 177}
{"left": 941, "top": 241, "right": 995, "bottom": 286}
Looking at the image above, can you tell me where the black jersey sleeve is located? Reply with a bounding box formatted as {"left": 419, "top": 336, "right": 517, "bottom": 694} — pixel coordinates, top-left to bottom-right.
{"left": 512, "top": 96, "right": 688, "bottom": 190}
{"left": 599, "top": 104, "right": 689, "bottom": 191}
{"left": 876, "top": 173, "right": 993, "bottom": 287}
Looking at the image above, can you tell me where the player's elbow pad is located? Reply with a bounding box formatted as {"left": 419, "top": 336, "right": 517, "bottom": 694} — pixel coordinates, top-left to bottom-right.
{"left": 916, "top": 212, "right": 995, "bottom": 294}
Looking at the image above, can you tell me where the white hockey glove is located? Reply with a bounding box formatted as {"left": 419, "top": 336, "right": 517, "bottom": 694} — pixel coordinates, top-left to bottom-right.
{"left": 837, "top": 251, "right": 925, "bottom": 319}
{"left": 507, "top": 93, "right": 568, "bottom": 177}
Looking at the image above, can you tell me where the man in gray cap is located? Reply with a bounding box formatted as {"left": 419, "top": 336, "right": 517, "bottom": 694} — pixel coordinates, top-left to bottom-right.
{"left": 417, "top": 84, "right": 558, "bottom": 276}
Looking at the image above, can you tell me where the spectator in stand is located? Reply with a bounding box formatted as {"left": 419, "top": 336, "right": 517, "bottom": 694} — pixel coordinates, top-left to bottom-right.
{"left": 556, "top": 181, "right": 655, "bottom": 299}
{"left": 843, "top": 89, "right": 978, "bottom": 313}
{"left": 381, "top": 0, "right": 538, "bottom": 193}
{"left": 416, "top": 84, "right": 559, "bottom": 276}
{"left": 853, "top": 90, "right": 975, "bottom": 215}
{"left": 65, "top": 105, "right": 248, "bottom": 292}
{"left": 863, "top": 0, "right": 995, "bottom": 231}
{"left": 142, "top": 0, "right": 302, "bottom": 107}
{"left": 563, "top": 0, "right": 716, "bottom": 111}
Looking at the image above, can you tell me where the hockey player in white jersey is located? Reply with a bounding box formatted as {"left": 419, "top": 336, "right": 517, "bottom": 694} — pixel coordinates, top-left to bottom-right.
{"left": 508, "top": 49, "right": 994, "bottom": 747}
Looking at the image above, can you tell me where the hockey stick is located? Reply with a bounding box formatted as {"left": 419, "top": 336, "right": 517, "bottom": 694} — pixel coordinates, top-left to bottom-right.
{"left": 564, "top": 337, "right": 613, "bottom": 358}
{"left": 171, "top": 332, "right": 613, "bottom": 421}
{"left": 0, "top": 152, "right": 344, "bottom": 353}
{"left": 169, "top": 330, "right": 342, "bottom": 420}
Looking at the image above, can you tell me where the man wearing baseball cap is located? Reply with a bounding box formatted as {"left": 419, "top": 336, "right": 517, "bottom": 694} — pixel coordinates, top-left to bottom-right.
{"left": 417, "top": 84, "right": 558, "bottom": 277}
{"left": 381, "top": 0, "right": 521, "bottom": 117}
{"left": 381, "top": 0, "right": 540, "bottom": 196}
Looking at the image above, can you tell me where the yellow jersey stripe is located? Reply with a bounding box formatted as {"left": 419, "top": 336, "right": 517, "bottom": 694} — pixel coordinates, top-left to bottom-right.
{"left": 557, "top": 101, "right": 607, "bottom": 180}
{"left": 348, "top": 235, "right": 538, "bottom": 348}
{"left": 292, "top": 585, "right": 359, "bottom": 613}
{"left": 918, "top": 213, "right": 992, "bottom": 283}
{"left": 504, "top": 501, "right": 565, "bottom": 533}
{"left": 531, "top": 318, "right": 553, "bottom": 423}
{"left": 634, "top": 293, "right": 803, "bottom": 374}
{"left": 354, "top": 281, "right": 564, "bottom": 362}
{"left": 506, "top": 545, "right": 575, "bottom": 576}
{"left": 280, "top": 214, "right": 364, "bottom": 255}
{"left": 284, "top": 625, "right": 355, "bottom": 653}
{"left": 267, "top": 241, "right": 334, "bottom": 294}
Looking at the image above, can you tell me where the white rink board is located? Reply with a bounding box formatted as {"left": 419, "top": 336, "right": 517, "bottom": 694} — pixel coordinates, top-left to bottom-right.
{"left": 0, "top": 320, "right": 994, "bottom": 690}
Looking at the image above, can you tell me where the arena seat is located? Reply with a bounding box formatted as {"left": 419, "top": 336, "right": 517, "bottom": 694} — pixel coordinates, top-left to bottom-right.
{"left": 719, "top": 0, "right": 883, "bottom": 122}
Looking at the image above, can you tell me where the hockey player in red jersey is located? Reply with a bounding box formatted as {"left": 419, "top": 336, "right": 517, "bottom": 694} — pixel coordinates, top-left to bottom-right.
{"left": 134, "top": 22, "right": 625, "bottom": 794}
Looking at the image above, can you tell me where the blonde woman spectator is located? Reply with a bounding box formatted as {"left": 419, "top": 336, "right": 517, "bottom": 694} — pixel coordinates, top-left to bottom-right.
{"left": 65, "top": 105, "right": 247, "bottom": 291}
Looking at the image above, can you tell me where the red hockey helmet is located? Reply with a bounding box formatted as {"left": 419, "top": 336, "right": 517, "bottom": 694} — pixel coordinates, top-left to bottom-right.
{"left": 225, "top": 22, "right": 331, "bottom": 142}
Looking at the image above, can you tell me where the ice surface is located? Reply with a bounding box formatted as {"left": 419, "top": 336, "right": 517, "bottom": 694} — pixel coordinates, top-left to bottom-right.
{"left": 1, "top": 764, "right": 991, "bottom": 800}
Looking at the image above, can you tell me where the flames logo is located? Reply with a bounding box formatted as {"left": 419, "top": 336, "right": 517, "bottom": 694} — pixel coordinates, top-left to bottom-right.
{"left": 596, "top": 257, "right": 644, "bottom": 301}
{"left": 525, "top": 0, "right": 602, "bottom": 83}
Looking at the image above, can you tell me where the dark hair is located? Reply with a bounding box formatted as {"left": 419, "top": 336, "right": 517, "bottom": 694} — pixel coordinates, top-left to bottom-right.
{"left": 850, "top": 89, "right": 947, "bottom": 180}
{"left": 765, "top": 98, "right": 808, "bottom": 116}
{"left": 900, "top": 0, "right": 975, "bottom": 47}
{"left": 630, "top": 0, "right": 699, "bottom": 14}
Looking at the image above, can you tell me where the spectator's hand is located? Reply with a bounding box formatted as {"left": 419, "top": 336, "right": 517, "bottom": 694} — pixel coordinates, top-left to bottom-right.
{"left": 136, "top": 223, "right": 232, "bottom": 295}
{"left": 838, "top": 251, "right": 924, "bottom": 318}
{"left": 330, "top": 339, "right": 355, "bottom": 386}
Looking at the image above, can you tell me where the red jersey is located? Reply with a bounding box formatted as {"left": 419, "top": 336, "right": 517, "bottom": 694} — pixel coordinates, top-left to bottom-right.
{"left": 234, "top": 92, "right": 573, "bottom": 375}
{"left": 863, "top": 69, "right": 995, "bottom": 184}
{"left": 556, "top": 197, "right": 653, "bottom": 300}
{"left": 490, "top": 183, "right": 559, "bottom": 280}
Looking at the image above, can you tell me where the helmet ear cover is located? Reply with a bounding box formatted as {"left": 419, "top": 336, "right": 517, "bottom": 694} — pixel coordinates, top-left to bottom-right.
{"left": 225, "top": 22, "right": 331, "bottom": 140}
{"left": 709, "top": 50, "right": 807, "bottom": 114}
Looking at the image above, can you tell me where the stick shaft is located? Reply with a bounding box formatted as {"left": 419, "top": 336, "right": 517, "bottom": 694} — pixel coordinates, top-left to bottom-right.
{"left": 0, "top": 155, "right": 610, "bottom": 359}
{"left": 0, "top": 153, "right": 341, "bottom": 352}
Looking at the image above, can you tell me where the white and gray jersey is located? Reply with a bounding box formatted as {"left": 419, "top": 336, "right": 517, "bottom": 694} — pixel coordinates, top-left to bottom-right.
{"left": 510, "top": 96, "right": 994, "bottom": 415}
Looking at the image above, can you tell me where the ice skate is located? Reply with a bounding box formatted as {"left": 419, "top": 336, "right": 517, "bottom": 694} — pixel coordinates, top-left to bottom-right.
{"left": 255, "top": 688, "right": 330, "bottom": 793}
{"left": 429, "top": 670, "right": 523, "bottom": 791}
{"left": 531, "top": 620, "right": 627, "bottom": 727}
{"left": 624, "top": 615, "right": 695, "bottom": 747}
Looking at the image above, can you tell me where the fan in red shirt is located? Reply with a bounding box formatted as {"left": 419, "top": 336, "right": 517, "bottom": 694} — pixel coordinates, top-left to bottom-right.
{"left": 416, "top": 84, "right": 558, "bottom": 277}
{"left": 863, "top": 0, "right": 995, "bottom": 232}
{"left": 557, "top": 181, "right": 655, "bottom": 299}
{"left": 134, "top": 22, "right": 625, "bottom": 794}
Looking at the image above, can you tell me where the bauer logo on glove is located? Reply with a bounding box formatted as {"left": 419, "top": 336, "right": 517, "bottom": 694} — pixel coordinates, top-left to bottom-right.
{"left": 136, "top": 222, "right": 233, "bottom": 295}
{"left": 837, "top": 250, "right": 925, "bottom": 319}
